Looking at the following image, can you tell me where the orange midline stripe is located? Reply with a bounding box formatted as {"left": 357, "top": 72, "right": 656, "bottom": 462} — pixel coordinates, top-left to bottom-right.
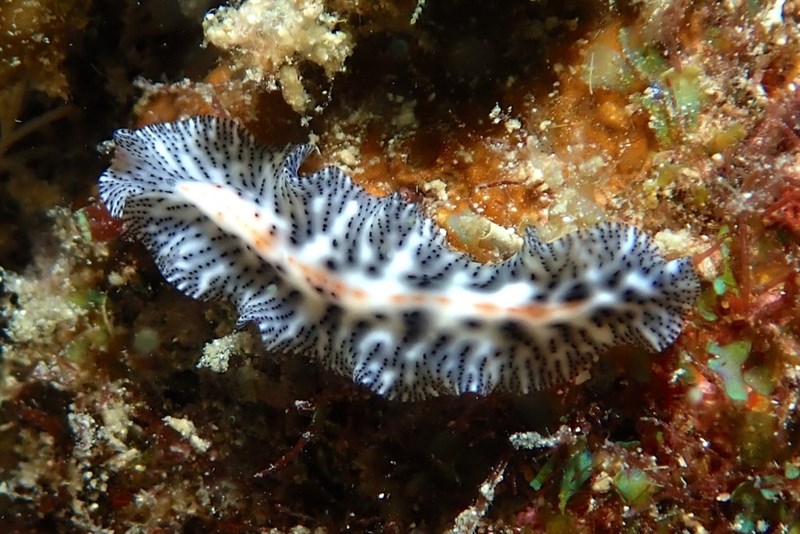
{"left": 281, "top": 254, "right": 575, "bottom": 322}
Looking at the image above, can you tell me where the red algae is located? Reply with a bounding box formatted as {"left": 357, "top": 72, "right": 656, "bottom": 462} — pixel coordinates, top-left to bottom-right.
{"left": 79, "top": 202, "right": 125, "bottom": 243}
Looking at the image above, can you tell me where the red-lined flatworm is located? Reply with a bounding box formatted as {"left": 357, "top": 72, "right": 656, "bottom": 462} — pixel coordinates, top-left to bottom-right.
{"left": 99, "top": 116, "right": 699, "bottom": 400}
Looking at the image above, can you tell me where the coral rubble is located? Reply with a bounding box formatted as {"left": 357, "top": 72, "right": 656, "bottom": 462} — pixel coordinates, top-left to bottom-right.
{"left": 0, "top": 0, "right": 92, "bottom": 99}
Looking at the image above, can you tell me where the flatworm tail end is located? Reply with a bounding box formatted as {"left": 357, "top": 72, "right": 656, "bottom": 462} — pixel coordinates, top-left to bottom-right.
{"left": 519, "top": 223, "right": 699, "bottom": 357}
{"left": 648, "top": 255, "right": 699, "bottom": 349}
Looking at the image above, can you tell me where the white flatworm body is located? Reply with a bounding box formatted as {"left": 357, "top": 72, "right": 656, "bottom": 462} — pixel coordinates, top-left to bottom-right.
{"left": 99, "top": 116, "right": 700, "bottom": 401}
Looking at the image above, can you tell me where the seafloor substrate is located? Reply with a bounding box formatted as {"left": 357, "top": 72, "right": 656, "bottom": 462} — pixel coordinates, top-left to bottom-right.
{"left": 2, "top": 0, "right": 800, "bottom": 532}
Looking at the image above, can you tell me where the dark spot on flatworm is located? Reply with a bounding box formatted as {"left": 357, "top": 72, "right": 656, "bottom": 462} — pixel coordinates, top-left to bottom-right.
{"left": 562, "top": 282, "right": 588, "bottom": 303}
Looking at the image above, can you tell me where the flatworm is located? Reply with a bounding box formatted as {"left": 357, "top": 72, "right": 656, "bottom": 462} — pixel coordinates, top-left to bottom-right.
{"left": 99, "top": 116, "right": 700, "bottom": 401}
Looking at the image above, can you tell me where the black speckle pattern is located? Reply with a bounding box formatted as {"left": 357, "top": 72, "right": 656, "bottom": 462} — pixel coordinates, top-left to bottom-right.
{"left": 99, "top": 116, "right": 701, "bottom": 401}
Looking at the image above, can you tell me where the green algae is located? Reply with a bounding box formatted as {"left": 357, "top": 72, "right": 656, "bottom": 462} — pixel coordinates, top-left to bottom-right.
{"left": 615, "top": 27, "right": 710, "bottom": 146}
{"left": 543, "top": 513, "right": 577, "bottom": 534}
{"left": 743, "top": 366, "right": 776, "bottom": 396}
{"left": 68, "top": 289, "right": 106, "bottom": 310}
{"left": 697, "top": 226, "right": 739, "bottom": 321}
{"left": 739, "top": 412, "right": 778, "bottom": 468}
{"left": 558, "top": 440, "right": 592, "bottom": 513}
{"left": 619, "top": 28, "right": 668, "bottom": 79}
{"left": 785, "top": 462, "right": 800, "bottom": 480}
{"left": 65, "top": 326, "right": 110, "bottom": 363}
{"left": 695, "top": 289, "right": 720, "bottom": 322}
{"left": 74, "top": 208, "right": 93, "bottom": 243}
{"left": 666, "top": 66, "right": 704, "bottom": 131}
{"left": 730, "top": 471, "right": 797, "bottom": 533}
{"left": 132, "top": 327, "right": 160, "bottom": 356}
{"left": 707, "top": 340, "right": 751, "bottom": 402}
{"left": 582, "top": 42, "right": 636, "bottom": 92}
{"left": 705, "top": 123, "right": 747, "bottom": 154}
{"left": 613, "top": 467, "right": 658, "bottom": 507}
{"left": 529, "top": 455, "right": 558, "bottom": 491}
